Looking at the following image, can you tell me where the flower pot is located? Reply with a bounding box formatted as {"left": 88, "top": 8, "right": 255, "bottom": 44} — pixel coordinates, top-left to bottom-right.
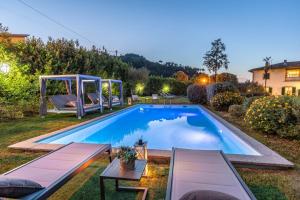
{"left": 120, "top": 159, "right": 135, "bottom": 170}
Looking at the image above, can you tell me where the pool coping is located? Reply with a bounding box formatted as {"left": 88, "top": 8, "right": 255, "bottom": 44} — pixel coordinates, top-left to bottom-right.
{"left": 8, "top": 104, "right": 294, "bottom": 169}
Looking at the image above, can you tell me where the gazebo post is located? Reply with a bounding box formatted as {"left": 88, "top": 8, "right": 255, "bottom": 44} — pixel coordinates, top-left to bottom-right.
{"left": 108, "top": 80, "right": 112, "bottom": 110}
{"left": 119, "top": 81, "right": 123, "bottom": 106}
{"left": 76, "top": 75, "right": 84, "bottom": 119}
{"left": 99, "top": 79, "right": 103, "bottom": 112}
{"left": 65, "top": 80, "right": 72, "bottom": 95}
{"left": 81, "top": 80, "right": 85, "bottom": 106}
{"left": 39, "top": 77, "right": 47, "bottom": 118}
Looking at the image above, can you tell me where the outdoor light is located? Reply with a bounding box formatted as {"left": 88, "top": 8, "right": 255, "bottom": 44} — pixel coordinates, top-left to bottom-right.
{"left": 201, "top": 78, "right": 207, "bottom": 84}
{"left": 135, "top": 83, "right": 145, "bottom": 95}
{"left": 162, "top": 84, "right": 170, "bottom": 94}
{"left": 134, "top": 138, "right": 148, "bottom": 175}
{"left": 102, "top": 82, "right": 109, "bottom": 88}
{"left": 0, "top": 63, "right": 10, "bottom": 73}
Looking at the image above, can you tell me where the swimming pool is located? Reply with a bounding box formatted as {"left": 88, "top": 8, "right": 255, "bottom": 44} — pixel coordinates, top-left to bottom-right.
{"left": 38, "top": 105, "right": 260, "bottom": 155}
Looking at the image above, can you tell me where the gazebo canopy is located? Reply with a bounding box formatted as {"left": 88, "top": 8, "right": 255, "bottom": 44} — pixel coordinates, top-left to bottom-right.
{"left": 101, "top": 79, "right": 124, "bottom": 109}
{"left": 39, "top": 74, "right": 103, "bottom": 119}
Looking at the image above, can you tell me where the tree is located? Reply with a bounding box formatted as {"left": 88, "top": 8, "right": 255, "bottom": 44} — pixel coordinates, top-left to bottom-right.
{"left": 0, "top": 23, "right": 11, "bottom": 46}
{"left": 128, "top": 67, "right": 149, "bottom": 94}
{"left": 203, "top": 39, "right": 229, "bottom": 83}
{"left": 217, "top": 72, "right": 238, "bottom": 85}
{"left": 174, "top": 71, "right": 188, "bottom": 82}
{"left": 238, "top": 80, "right": 265, "bottom": 97}
{"left": 120, "top": 53, "right": 198, "bottom": 77}
{"left": 0, "top": 23, "right": 8, "bottom": 32}
{"left": 263, "top": 56, "right": 271, "bottom": 90}
{"left": 192, "top": 72, "right": 209, "bottom": 85}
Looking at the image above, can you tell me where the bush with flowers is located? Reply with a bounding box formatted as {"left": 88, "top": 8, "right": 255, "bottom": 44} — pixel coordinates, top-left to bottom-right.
{"left": 244, "top": 96, "right": 299, "bottom": 138}
{"left": 210, "top": 92, "right": 244, "bottom": 111}
{"left": 228, "top": 104, "right": 245, "bottom": 117}
{"left": 187, "top": 84, "right": 207, "bottom": 104}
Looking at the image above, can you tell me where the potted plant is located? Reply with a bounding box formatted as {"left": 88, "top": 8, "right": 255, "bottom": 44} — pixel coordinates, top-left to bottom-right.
{"left": 117, "top": 146, "right": 137, "bottom": 170}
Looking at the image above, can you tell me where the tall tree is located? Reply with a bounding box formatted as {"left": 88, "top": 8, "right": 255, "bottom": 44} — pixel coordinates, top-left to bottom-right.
{"left": 174, "top": 71, "right": 188, "bottom": 82}
{"left": 263, "top": 56, "right": 271, "bottom": 90}
{"left": 0, "top": 23, "right": 11, "bottom": 46}
{"left": 203, "top": 38, "right": 229, "bottom": 82}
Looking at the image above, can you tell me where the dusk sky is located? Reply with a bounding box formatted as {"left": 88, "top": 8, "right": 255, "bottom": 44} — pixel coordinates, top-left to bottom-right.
{"left": 1, "top": 0, "right": 299, "bottom": 80}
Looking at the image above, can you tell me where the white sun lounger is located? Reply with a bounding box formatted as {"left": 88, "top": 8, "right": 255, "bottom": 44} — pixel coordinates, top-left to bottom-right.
{"left": 2, "top": 143, "right": 111, "bottom": 200}
{"left": 166, "top": 148, "right": 256, "bottom": 200}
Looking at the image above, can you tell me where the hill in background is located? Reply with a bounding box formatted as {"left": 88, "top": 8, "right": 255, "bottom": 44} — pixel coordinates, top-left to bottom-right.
{"left": 120, "top": 53, "right": 199, "bottom": 77}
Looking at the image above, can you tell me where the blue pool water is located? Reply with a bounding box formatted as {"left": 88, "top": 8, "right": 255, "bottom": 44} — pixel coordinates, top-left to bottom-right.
{"left": 38, "top": 105, "right": 260, "bottom": 155}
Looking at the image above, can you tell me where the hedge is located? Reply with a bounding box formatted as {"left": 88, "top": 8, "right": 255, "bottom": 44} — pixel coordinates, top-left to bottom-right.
{"left": 145, "top": 76, "right": 191, "bottom": 96}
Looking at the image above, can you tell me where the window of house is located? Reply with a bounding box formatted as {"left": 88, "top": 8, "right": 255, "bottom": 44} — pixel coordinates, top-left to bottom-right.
{"left": 282, "top": 86, "right": 296, "bottom": 95}
{"left": 286, "top": 69, "right": 300, "bottom": 78}
{"left": 266, "top": 87, "right": 272, "bottom": 94}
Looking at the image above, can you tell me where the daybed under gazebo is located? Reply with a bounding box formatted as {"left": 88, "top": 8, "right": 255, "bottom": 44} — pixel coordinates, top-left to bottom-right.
{"left": 87, "top": 79, "right": 124, "bottom": 109}
{"left": 39, "top": 74, "right": 103, "bottom": 119}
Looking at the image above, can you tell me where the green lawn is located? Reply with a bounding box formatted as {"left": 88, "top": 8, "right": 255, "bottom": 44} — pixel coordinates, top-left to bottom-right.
{"left": 212, "top": 109, "right": 300, "bottom": 200}
{"left": 0, "top": 102, "right": 299, "bottom": 199}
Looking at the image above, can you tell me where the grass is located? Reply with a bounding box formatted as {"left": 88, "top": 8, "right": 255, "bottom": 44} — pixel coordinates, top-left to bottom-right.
{"left": 48, "top": 157, "right": 169, "bottom": 200}
{"left": 0, "top": 104, "right": 169, "bottom": 200}
{"left": 1, "top": 101, "right": 299, "bottom": 199}
{"left": 0, "top": 106, "right": 126, "bottom": 173}
{"left": 211, "top": 109, "right": 300, "bottom": 200}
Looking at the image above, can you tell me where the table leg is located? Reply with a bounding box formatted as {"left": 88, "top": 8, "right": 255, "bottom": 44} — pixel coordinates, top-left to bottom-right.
{"left": 115, "top": 179, "right": 119, "bottom": 191}
{"left": 100, "top": 177, "right": 105, "bottom": 200}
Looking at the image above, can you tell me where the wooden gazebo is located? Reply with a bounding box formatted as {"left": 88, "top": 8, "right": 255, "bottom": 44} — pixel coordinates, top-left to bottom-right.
{"left": 39, "top": 74, "right": 103, "bottom": 119}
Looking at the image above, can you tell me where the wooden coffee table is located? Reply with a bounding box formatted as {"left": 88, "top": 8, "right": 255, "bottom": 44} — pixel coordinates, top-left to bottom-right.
{"left": 100, "top": 158, "right": 148, "bottom": 200}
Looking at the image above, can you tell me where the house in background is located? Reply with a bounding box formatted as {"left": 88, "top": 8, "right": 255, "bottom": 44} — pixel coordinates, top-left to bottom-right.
{"left": 0, "top": 33, "right": 29, "bottom": 43}
{"left": 249, "top": 60, "right": 300, "bottom": 96}
{"left": 0, "top": 33, "right": 29, "bottom": 73}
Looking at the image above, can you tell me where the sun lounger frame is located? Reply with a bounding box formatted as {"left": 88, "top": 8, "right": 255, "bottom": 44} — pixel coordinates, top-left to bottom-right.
{"left": 166, "top": 148, "right": 256, "bottom": 200}
{"left": 2, "top": 143, "right": 111, "bottom": 200}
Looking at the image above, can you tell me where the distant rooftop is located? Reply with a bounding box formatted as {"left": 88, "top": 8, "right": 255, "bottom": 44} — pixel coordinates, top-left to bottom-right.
{"left": 0, "top": 33, "right": 29, "bottom": 43}
{"left": 249, "top": 60, "right": 300, "bottom": 72}
{"left": 6, "top": 33, "right": 29, "bottom": 37}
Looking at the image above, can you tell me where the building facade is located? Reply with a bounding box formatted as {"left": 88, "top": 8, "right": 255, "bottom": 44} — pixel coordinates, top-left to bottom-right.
{"left": 249, "top": 60, "right": 300, "bottom": 96}
{"left": 0, "top": 33, "right": 29, "bottom": 43}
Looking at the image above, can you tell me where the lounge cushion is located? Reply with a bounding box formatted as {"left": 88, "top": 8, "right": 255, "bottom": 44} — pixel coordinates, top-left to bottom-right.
{"left": 0, "top": 177, "right": 44, "bottom": 198}
{"left": 65, "top": 100, "right": 77, "bottom": 107}
{"left": 179, "top": 190, "right": 239, "bottom": 200}
{"left": 112, "top": 96, "right": 120, "bottom": 102}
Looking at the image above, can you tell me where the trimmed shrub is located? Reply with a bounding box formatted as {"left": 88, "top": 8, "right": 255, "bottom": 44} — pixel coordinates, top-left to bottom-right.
{"left": 242, "top": 96, "right": 262, "bottom": 110}
{"left": 0, "top": 104, "right": 24, "bottom": 120}
{"left": 145, "top": 76, "right": 191, "bottom": 96}
{"left": 228, "top": 104, "right": 245, "bottom": 117}
{"left": 244, "top": 96, "right": 299, "bottom": 138}
{"left": 210, "top": 92, "right": 244, "bottom": 111}
{"left": 238, "top": 81, "right": 267, "bottom": 97}
{"left": 187, "top": 84, "right": 207, "bottom": 104}
{"left": 206, "top": 82, "right": 238, "bottom": 101}
{"left": 216, "top": 73, "right": 238, "bottom": 85}
{"left": 277, "top": 125, "right": 300, "bottom": 139}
